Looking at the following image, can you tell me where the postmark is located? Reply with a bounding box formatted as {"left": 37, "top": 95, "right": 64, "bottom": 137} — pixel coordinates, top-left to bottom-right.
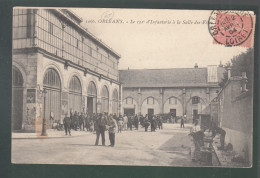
{"left": 208, "top": 10, "right": 254, "bottom": 47}
{"left": 101, "top": 10, "right": 114, "bottom": 20}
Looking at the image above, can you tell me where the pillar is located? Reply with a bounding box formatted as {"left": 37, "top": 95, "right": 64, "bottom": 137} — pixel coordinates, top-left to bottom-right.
{"left": 119, "top": 84, "right": 123, "bottom": 115}
{"left": 160, "top": 88, "right": 164, "bottom": 114}
{"left": 182, "top": 88, "right": 186, "bottom": 115}
{"left": 206, "top": 87, "right": 210, "bottom": 104}
{"left": 138, "top": 88, "right": 142, "bottom": 115}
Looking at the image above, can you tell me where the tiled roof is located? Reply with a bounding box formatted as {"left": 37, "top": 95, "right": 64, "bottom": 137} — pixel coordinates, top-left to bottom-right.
{"left": 119, "top": 68, "right": 224, "bottom": 88}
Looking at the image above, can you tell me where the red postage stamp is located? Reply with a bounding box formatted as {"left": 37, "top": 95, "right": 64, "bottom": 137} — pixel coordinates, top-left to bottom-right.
{"left": 208, "top": 10, "right": 255, "bottom": 47}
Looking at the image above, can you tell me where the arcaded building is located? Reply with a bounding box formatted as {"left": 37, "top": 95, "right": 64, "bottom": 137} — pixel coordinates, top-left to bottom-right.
{"left": 12, "top": 9, "right": 121, "bottom": 131}
{"left": 119, "top": 65, "right": 224, "bottom": 119}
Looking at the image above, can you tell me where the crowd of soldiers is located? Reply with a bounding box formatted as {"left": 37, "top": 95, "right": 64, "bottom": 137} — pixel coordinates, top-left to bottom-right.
{"left": 51, "top": 111, "right": 187, "bottom": 147}
{"left": 52, "top": 111, "right": 166, "bottom": 134}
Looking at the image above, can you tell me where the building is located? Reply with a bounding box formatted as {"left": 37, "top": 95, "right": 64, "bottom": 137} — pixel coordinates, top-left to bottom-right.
{"left": 12, "top": 8, "right": 121, "bottom": 131}
{"left": 119, "top": 65, "right": 225, "bottom": 119}
{"left": 216, "top": 72, "right": 253, "bottom": 165}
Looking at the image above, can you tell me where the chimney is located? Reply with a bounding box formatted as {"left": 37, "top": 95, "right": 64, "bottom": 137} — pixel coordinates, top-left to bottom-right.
{"left": 219, "top": 61, "right": 223, "bottom": 67}
{"left": 227, "top": 67, "right": 231, "bottom": 79}
{"left": 241, "top": 72, "right": 248, "bottom": 92}
{"left": 194, "top": 63, "right": 198, "bottom": 68}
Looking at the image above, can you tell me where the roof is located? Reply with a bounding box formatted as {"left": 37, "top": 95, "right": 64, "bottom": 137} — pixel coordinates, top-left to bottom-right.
{"left": 52, "top": 9, "right": 121, "bottom": 59}
{"left": 60, "top": 9, "right": 83, "bottom": 24}
{"left": 119, "top": 68, "right": 224, "bottom": 88}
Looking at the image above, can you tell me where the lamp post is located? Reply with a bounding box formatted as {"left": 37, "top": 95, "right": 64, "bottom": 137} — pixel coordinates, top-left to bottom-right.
{"left": 41, "top": 88, "right": 47, "bottom": 136}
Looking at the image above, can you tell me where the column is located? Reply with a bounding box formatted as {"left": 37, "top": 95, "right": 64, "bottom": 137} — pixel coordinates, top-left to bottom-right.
{"left": 119, "top": 84, "right": 122, "bottom": 115}
{"left": 206, "top": 87, "right": 210, "bottom": 104}
{"left": 160, "top": 88, "right": 164, "bottom": 114}
{"left": 138, "top": 88, "right": 142, "bottom": 115}
{"left": 182, "top": 88, "right": 186, "bottom": 115}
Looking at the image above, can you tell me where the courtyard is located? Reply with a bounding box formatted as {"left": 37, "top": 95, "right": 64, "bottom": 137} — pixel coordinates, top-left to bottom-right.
{"left": 12, "top": 123, "right": 201, "bottom": 166}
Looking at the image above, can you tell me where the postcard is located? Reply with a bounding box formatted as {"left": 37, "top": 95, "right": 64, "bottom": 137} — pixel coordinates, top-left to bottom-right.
{"left": 12, "top": 7, "right": 255, "bottom": 167}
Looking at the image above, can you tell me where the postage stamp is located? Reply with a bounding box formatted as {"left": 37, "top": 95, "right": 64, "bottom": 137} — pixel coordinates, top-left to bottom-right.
{"left": 208, "top": 10, "right": 255, "bottom": 47}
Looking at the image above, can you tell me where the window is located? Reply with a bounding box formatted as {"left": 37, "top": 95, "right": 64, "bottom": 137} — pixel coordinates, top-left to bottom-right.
{"left": 169, "top": 97, "right": 177, "bottom": 105}
{"left": 49, "top": 22, "right": 53, "bottom": 35}
{"left": 147, "top": 97, "right": 154, "bottom": 105}
{"left": 192, "top": 96, "right": 200, "bottom": 104}
{"left": 69, "top": 76, "right": 82, "bottom": 94}
{"left": 113, "top": 89, "right": 118, "bottom": 101}
{"left": 43, "top": 68, "right": 61, "bottom": 89}
{"left": 126, "top": 97, "right": 133, "bottom": 104}
{"left": 101, "top": 86, "right": 109, "bottom": 99}
{"left": 27, "top": 9, "right": 32, "bottom": 38}
{"left": 87, "top": 81, "right": 97, "bottom": 97}
{"left": 12, "top": 68, "right": 23, "bottom": 86}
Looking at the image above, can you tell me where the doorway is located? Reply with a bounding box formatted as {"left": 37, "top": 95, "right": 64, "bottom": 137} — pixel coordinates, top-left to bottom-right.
{"left": 193, "top": 109, "right": 199, "bottom": 120}
{"left": 148, "top": 108, "right": 154, "bottom": 116}
{"left": 124, "top": 108, "right": 135, "bottom": 116}
{"left": 87, "top": 97, "right": 96, "bottom": 114}
{"left": 170, "top": 109, "right": 176, "bottom": 117}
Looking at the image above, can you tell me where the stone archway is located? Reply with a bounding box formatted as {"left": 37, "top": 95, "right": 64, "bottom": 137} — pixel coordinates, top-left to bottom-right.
{"left": 43, "top": 68, "right": 62, "bottom": 126}
{"left": 12, "top": 67, "right": 24, "bottom": 130}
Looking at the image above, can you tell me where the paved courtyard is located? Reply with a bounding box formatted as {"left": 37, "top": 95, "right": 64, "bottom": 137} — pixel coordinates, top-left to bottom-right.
{"left": 12, "top": 123, "right": 200, "bottom": 167}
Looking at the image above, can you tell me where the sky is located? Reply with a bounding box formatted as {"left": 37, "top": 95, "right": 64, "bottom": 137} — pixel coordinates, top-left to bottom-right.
{"left": 71, "top": 8, "right": 248, "bottom": 70}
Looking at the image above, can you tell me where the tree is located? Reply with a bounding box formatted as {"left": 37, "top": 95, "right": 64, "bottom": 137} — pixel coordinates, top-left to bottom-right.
{"left": 219, "top": 48, "right": 254, "bottom": 89}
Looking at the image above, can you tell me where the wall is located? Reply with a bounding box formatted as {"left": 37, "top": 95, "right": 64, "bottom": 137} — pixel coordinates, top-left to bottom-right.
{"left": 12, "top": 51, "right": 120, "bottom": 131}
{"left": 37, "top": 54, "right": 120, "bottom": 114}
{"left": 13, "top": 52, "right": 38, "bottom": 131}
{"left": 122, "top": 87, "right": 218, "bottom": 118}
{"left": 218, "top": 77, "right": 253, "bottom": 165}
{"left": 13, "top": 9, "right": 120, "bottom": 81}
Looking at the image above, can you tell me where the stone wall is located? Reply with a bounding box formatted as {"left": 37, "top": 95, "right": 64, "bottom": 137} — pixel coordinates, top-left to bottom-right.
{"left": 122, "top": 87, "right": 219, "bottom": 118}
{"left": 13, "top": 52, "right": 38, "bottom": 131}
{"left": 218, "top": 76, "right": 253, "bottom": 165}
{"left": 12, "top": 50, "right": 120, "bottom": 132}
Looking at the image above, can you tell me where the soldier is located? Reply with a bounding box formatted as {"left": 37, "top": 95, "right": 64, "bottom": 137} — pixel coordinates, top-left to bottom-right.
{"left": 73, "top": 111, "right": 79, "bottom": 130}
{"left": 128, "top": 116, "right": 133, "bottom": 131}
{"left": 117, "top": 116, "right": 124, "bottom": 133}
{"left": 157, "top": 115, "right": 163, "bottom": 130}
{"left": 63, "top": 114, "right": 71, "bottom": 136}
{"left": 107, "top": 115, "right": 117, "bottom": 147}
{"left": 144, "top": 116, "right": 150, "bottom": 132}
{"left": 181, "top": 115, "right": 186, "bottom": 128}
{"left": 85, "top": 113, "right": 90, "bottom": 131}
{"left": 113, "top": 113, "right": 118, "bottom": 122}
{"left": 151, "top": 116, "right": 157, "bottom": 132}
{"left": 123, "top": 114, "right": 128, "bottom": 130}
{"left": 79, "top": 112, "right": 85, "bottom": 131}
{"left": 140, "top": 114, "right": 145, "bottom": 127}
{"left": 95, "top": 113, "right": 107, "bottom": 146}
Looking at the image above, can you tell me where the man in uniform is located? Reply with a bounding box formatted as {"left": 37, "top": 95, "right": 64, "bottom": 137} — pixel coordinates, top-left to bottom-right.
{"left": 95, "top": 114, "right": 107, "bottom": 146}
{"left": 181, "top": 114, "right": 186, "bottom": 128}
{"left": 107, "top": 115, "right": 117, "bottom": 147}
